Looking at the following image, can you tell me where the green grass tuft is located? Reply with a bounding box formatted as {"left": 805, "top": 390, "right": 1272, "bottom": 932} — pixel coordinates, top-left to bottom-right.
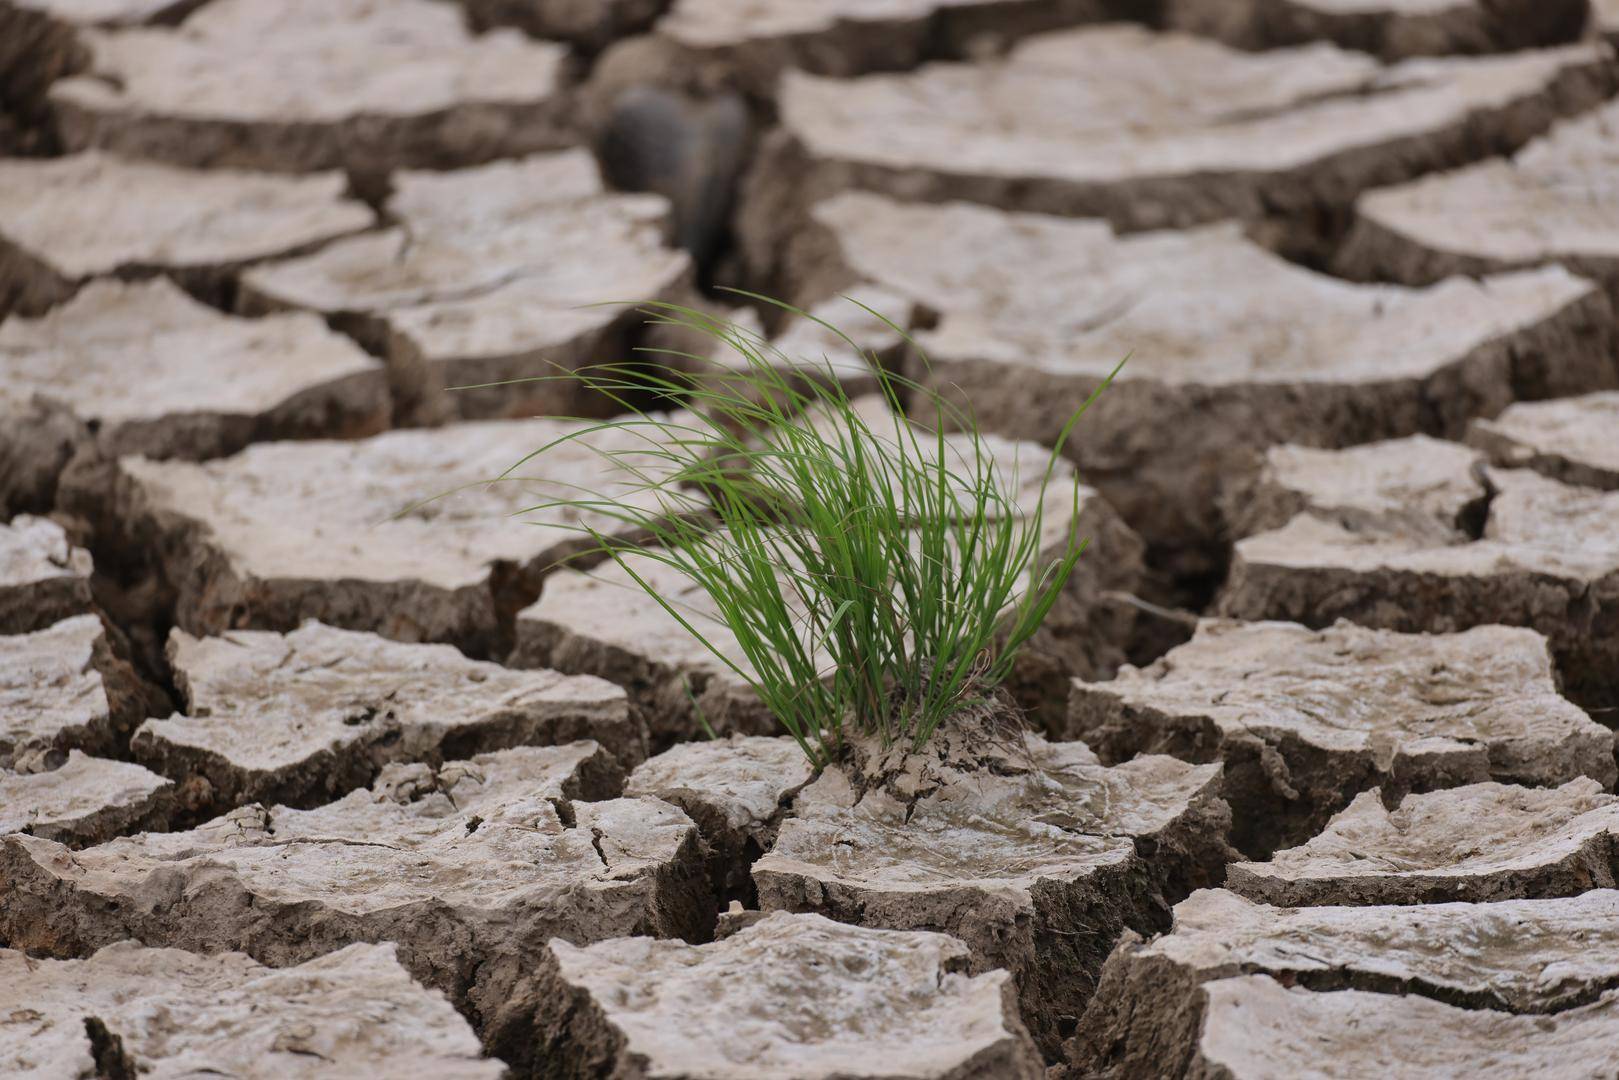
{"left": 486, "top": 296, "right": 1121, "bottom": 768}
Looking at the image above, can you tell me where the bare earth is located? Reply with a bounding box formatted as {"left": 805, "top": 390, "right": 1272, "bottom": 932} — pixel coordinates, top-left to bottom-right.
{"left": 3, "top": 3, "right": 1619, "bottom": 1076}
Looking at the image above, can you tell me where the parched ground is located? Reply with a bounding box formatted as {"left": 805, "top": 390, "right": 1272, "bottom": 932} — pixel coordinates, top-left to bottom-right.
{"left": 3, "top": 0, "right": 1619, "bottom": 1076}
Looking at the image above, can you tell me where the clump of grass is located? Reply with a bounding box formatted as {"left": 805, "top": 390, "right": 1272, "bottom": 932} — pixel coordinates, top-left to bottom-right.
{"left": 494, "top": 297, "right": 1118, "bottom": 769}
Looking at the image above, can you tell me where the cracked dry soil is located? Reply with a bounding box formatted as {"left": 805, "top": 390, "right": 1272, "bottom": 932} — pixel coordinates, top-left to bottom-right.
{"left": 4, "top": 0, "right": 1619, "bottom": 1076}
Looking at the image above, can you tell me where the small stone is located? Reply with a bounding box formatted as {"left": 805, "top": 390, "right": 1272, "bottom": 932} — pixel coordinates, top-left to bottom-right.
{"left": 1073, "top": 887, "right": 1619, "bottom": 1077}
{"left": 1219, "top": 461, "right": 1619, "bottom": 711}
{"left": 0, "top": 151, "right": 372, "bottom": 317}
{"left": 627, "top": 735, "right": 816, "bottom": 899}
{"left": 1227, "top": 779, "right": 1619, "bottom": 906}
{"left": 1186, "top": 976, "right": 1619, "bottom": 1079}
{"left": 755, "top": 733, "right": 1231, "bottom": 1055}
{"left": 1164, "top": 0, "right": 1589, "bottom": 59}
{"left": 715, "top": 900, "right": 768, "bottom": 938}
{"left": 739, "top": 27, "right": 1616, "bottom": 279}
{"left": 511, "top": 412, "right": 1144, "bottom": 739}
{"left": 1339, "top": 98, "right": 1619, "bottom": 296}
{"left": 239, "top": 152, "right": 692, "bottom": 421}
{"left": 593, "top": 84, "right": 750, "bottom": 267}
{"left": 0, "top": 742, "right": 712, "bottom": 1066}
{"left": 0, "top": 940, "right": 502, "bottom": 1078}
{"left": 1468, "top": 392, "right": 1619, "bottom": 490}
{"left": 1, "top": 614, "right": 148, "bottom": 768}
{"left": 133, "top": 621, "right": 641, "bottom": 811}
{"left": 50, "top": 0, "right": 572, "bottom": 175}
{"left": 773, "top": 192, "right": 1613, "bottom": 572}
{"left": 81, "top": 415, "right": 688, "bottom": 657}
{"left": 0, "top": 278, "right": 388, "bottom": 465}
{"left": 0, "top": 751, "right": 172, "bottom": 846}
{"left": 1067, "top": 619, "right": 1613, "bottom": 855}
{"left": 0, "top": 515, "right": 92, "bottom": 636}
{"left": 532, "top": 911, "right": 1044, "bottom": 1079}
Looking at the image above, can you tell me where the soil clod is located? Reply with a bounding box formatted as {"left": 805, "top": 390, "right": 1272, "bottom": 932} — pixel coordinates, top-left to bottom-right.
{"left": 1228, "top": 779, "right": 1619, "bottom": 906}
{"left": 527, "top": 911, "right": 1046, "bottom": 1079}
{"left": 0, "top": 940, "right": 501, "bottom": 1078}
{"left": 239, "top": 151, "right": 693, "bottom": 423}
{"left": 753, "top": 710, "right": 1233, "bottom": 1056}
{"left": 1072, "top": 886, "right": 1619, "bottom": 1078}
{"left": 0, "top": 741, "right": 712, "bottom": 1063}
{"left": 48, "top": 0, "right": 573, "bottom": 176}
{"left": 1068, "top": 618, "right": 1615, "bottom": 856}
{"left": 1219, "top": 449, "right": 1619, "bottom": 712}
{"left": 0, "top": 151, "right": 372, "bottom": 318}
{"left": 1468, "top": 392, "right": 1619, "bottom": 491}
{"left": 133, "top": 621, "right": 641, "bottom": 813}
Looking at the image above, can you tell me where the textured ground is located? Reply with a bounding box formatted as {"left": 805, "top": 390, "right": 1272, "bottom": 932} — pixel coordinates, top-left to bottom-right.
{"left": 2, "top": 0, "right": 1618, "bottom": 1076}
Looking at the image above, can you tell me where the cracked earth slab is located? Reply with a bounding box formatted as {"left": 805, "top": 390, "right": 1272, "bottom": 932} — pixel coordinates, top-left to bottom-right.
{"left": 774, "top": 192, "right": 1615, "bottom": 573}
{"left": 0, "top": 751, "right": 173, "bottom": 847}
{"left": 0, "top": 278, "right": 388, "bottom": 476}
{"left": 1, "top": 614, "right": 153, "bottom": 769}
{"left": 464, "top": 0, "right": 665, "bottom": 50}
{"left": 0, "top": 0, "right": 202, "bottom": 153}
{"left": 614, "top": 0, "right": 1118, "bottom": 99}
{"left": 1218, "top": 457, "right": 1619, "bottom": 711}
{"left": 49, "top": 0, "right": 573, "bottom": 175}
{"left": 0, "top": 741, "right": 713, "bottom": 1067}
{"left": 670, "top": 290, "right": 914, "bottom": 405}
{"left": 1468, "top": 392, "right": 1619, "bottom": 490}
{"left": 511, "top": 546, "right": 776, "bottom": 745}
{"left": 1217, "top": 434, "right": 1491, "bottom": 544}
{"left": 0, "top": 940, "right": 502, "bottom": 1078}
{"left": 529, "top": 911, "right": 1044, "bottom": 1080}
{"left": 0, "top": 0, "right": 204, "bottom": 117}
{"left": 753, "top": 729, "right": 1232, "bottom": 1056}
{"left": 738, "top": 26, "right": 1618, "bottom": 282}
{"left": 239, "top": 151, "right": 692, "bottom": 423}
{"left": 1338, "top": 98, "right": 1619, "bottom": 297}
{"left": 1067, "top": 618, "right": 1613, "bottom": 856}
{"left": 1164, "top": 0, "right": 1589, "bottom": 59}
{"left": 1071, "top": 887, "right": 1619, "bottom": 1079}
{"left": 4, "top": 0, "right": 206, "bottom": 24}
{"left": 0, "top": 151, "right": 372, "bottom": 318}
{"left": 0, "top": 515, "right": 92, "bottom": 636}
{"left": 1227, "top": 779, "right": 1619, "bottom": 906}
{"left": 1182, "top": 975, "right": 1619, "bottom": 1080}
{"left": 510, "top": 418, "right": 1144, "bottom": 740}
{"left": 133, "top": 621, "right": 641, "bottom": 814}
{"left": 627, "top": 735, "right": 816, "bottom": 901}
{"left": 71, "top": 416, "right": 688, "bottom": 659}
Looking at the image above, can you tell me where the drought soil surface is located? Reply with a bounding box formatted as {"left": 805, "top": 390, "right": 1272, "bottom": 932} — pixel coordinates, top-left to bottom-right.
{"left": 5, "top": 2, "right": 1619, "bottom": 1075}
